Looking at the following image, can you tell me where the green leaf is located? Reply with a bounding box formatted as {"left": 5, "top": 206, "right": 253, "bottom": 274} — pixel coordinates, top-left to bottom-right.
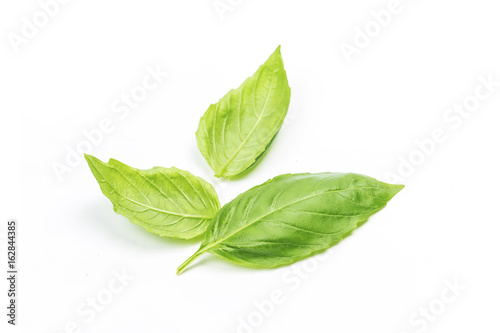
{"left": 85, "top": 154, "right": 221, "bottom": 239}
{"left": 196, "top": 45, "right": 292, "bottom": 178}
{"left": 177, "top": 173, "right": 403, "bottom": 274}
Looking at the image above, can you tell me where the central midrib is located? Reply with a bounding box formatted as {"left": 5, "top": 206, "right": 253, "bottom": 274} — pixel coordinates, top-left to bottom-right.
{"left": 89, "top": 158, "right": 212, "bottom": 220}
{"left": 215, "top": 71, "right": 277, "bottom": 176}
{"left": 115, "top": 194, "right": 212, "bottom": 219}
{"left": 199, "top": 186, "right": 375, "bottom": 253}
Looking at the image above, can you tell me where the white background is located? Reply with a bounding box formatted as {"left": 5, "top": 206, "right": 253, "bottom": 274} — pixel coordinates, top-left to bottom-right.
{"left": 1, "top": 0, "right": 500, "bottom": 332}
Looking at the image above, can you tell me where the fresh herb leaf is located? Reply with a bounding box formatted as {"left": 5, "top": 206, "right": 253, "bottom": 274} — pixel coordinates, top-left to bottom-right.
{"left": 196, "top": 45, "right": 291, "bottom": 178}
{"left": 177, "top": 173, "right": 403, "bottom": 274}
{"left": 85, "top": 154, "right": 221, "bottom": 239}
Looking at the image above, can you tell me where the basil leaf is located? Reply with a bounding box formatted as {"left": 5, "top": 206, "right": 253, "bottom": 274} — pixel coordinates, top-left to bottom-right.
{"left": 196, "top": 46, "right": 291, "bottom": 178}
{"left": 177, "top": 173, "right": 403, "bottom": 274}
{"left": 85, "top": 154, "right": 221, "bottom": 239}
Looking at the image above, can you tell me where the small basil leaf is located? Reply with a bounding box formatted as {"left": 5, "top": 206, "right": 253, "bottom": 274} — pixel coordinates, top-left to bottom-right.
{"left": 85, "top": 154, "right": 221, "bottom": 239}
{"left": 196, "top": 45, "right": 291, "bottom": 178}
{"left": 177, "top": 173, "right": 403, "bottom": 274}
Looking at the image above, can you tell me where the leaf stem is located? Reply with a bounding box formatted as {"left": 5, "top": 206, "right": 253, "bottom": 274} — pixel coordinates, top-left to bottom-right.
{"left": 177, "top": 249, "right": 206, "bottom": 275}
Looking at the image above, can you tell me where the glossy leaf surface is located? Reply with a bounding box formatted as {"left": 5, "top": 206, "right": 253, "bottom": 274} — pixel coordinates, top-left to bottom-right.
{"left": 85, "top": 155, "right": 221, "bottom": 239}
{"left": 177, "top": 173, "right": 403, "bottom": 274}
{"left": 196, "top": 46, "right": 291, "bottom": 178}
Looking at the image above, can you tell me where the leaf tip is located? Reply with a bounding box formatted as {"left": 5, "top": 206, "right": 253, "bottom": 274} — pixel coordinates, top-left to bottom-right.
{"left": 274, "top": 45, "right": 283, "bottom": 57}
{"left": 390, "top": 183, "right": 405, "bottom": 197}
{"left": 84, "top": 153, "right": 99, "bottom": 167}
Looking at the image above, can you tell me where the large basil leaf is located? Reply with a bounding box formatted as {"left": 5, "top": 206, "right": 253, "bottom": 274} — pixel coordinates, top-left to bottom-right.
{"left": 85, "top": 155, "right": 221, "bottom": 239}
{"left": 177, "top": 173, "right": 403, "bottom": 274}
{"left": 196, "top": 46, "right": 291, "bottom": 178}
